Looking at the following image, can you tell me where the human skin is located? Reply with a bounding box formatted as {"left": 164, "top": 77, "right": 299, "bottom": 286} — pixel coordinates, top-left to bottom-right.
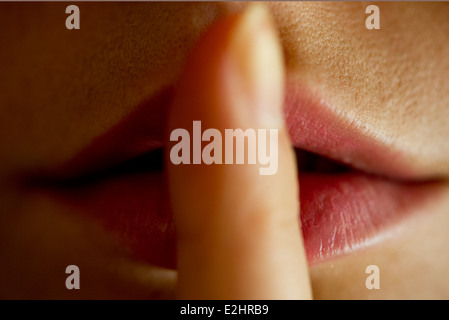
{"left": 0, "top": 2, "right": 449, "bottom": 299}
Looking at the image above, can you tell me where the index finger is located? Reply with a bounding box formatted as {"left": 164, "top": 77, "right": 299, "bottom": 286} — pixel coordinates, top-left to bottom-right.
{"left": 166, "top": 5, "right": 312, "bottom": 300}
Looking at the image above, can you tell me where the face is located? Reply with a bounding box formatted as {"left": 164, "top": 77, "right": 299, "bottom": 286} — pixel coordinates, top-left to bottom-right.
{"left": 1, "top": 2, "right": 448, "bottom": 299}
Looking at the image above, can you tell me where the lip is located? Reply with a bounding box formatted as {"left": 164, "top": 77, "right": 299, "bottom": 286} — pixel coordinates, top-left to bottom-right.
{"left": 284, "top": 83, "right": 431, "bottom": 181}
{"left": 21, "top": 82, "right": 445, "bottom": 269}
{"left": 299, "top": 173, "right": 442, "bottom": 265}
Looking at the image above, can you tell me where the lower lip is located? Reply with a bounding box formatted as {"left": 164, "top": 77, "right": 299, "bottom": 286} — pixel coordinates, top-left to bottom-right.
{"left": 299, "top": 172, "right": 441, "bottom": 265}
{"left": 32, "top": 167, "right": 442, "bottom": 269}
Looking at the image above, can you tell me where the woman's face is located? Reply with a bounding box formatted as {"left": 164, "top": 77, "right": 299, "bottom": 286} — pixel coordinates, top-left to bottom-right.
{"left": 1, "top": 2, "right": 449, "bottom": 299}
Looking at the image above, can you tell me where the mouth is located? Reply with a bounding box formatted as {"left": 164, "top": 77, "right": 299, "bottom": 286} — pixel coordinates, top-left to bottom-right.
{"left": 22, "top": 84, "right": 445, "bottom": 268}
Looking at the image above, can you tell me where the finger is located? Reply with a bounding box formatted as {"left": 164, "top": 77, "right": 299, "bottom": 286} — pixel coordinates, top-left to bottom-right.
{"left": 167, "top": 4, "right": 311, "bottom": 299}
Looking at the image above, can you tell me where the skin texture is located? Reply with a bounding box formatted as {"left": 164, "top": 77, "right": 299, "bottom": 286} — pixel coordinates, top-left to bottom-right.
{"left": 0, "top": 2, "right": 449, "bottom": 299}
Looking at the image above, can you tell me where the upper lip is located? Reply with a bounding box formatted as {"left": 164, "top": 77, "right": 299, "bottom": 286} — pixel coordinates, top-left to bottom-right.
{"left": 22, "top": 82, "right": 440, "bottom": 185}
{"left": 22, "top": 86, "right": 173, "bottom": 185}
{"left": 284, "top": 83, "right": 426, "bottom": 181}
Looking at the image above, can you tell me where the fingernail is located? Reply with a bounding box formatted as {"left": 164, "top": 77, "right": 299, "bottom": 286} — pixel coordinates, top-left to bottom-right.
{"left": 225, "top": 4, "right": 285, "bottom": 128}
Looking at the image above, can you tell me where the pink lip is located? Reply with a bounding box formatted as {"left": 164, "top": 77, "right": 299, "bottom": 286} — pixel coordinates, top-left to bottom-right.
{"left": 284, "top": 83, "right": 427, "bottom": 180}
{"left": 21, "top": 82, "right": 445, "bottom": 268}
{"left": 285, "top": 83, "right": 444, "bottom": 264}
{"left": 299, "top": 173, "right": 441, "bottom": 265}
